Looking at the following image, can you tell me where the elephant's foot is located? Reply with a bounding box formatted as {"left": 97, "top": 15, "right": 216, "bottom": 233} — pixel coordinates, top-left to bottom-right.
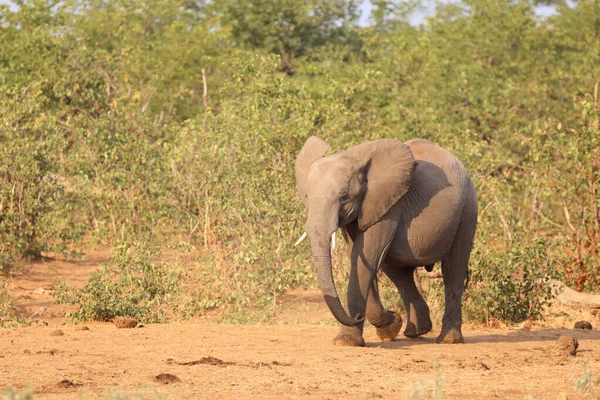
{"left": 333, "top": 330, "right": 365, "bottom": 347}
{"left": 376, "top": 311, "right": 403, "bottom": 342}
{"left": 403, "top": 317, "right": 433, "bottom": 338}
{"left": 436, "top": 327, "right": 464, "bottom": 344}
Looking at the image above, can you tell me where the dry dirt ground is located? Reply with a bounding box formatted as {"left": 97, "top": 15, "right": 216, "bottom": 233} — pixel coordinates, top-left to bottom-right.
{"left": 2, "top": 251, "right": 600, "bottom": 399}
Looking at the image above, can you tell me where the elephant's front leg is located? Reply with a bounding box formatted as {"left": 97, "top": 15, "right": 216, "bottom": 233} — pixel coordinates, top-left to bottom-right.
{"left": 333, "top": 223, "right": 400, "bottom": 347}
{"left": 381, "top": 265, "right": 432, "bottom": 338}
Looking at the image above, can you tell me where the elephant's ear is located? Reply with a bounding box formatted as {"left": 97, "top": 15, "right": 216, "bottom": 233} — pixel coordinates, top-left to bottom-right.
{"left": 295, "top": 136, "right": 331, "bottom": 208}
{"left": 347, "top": 139, "right": 417, "bottom": 231}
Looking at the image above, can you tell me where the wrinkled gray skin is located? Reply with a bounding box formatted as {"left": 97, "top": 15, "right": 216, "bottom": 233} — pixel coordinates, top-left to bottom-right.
{"left": 295, "top": 137, "right": 478, "bottom": 345}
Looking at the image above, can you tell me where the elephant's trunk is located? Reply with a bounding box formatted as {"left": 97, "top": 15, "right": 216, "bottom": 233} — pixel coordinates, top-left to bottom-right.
{"left": 307, "top": 206, "right": 364, "bottom": 327}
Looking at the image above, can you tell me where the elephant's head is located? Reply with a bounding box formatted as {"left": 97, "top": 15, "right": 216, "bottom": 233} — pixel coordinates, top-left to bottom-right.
{"left": 295, "top": 136, "right": 417, "bottom": 326}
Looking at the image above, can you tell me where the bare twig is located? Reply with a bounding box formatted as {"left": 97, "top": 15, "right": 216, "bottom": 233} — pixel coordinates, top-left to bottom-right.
{"left": 204, "top": 188, "right": 210, "bottom": 250}
{"left": 563, "top": 204, "right": 582, "bottom": 260}
{"left": 534, "top": 208, "right": 568, "bottom": 233}
{"left": 202, "top": 68, "right": 208, "bottom": 109}
{"left": 594, "top": 79, "right": 599, "bottom": 108}
{"left": 563, "top": 205, "right": 577, "bottom": 232}
{"left": 590, "top": 171, "right": 600, "bottom": 240}
{"left": 110, "top": 211, "right": 118, "bottom": 237}
{"left": 477, "top": 200, "right": 495, "bottom": 224}
{"left": 188, "top": 218, "right": 201, "bottom": 244}
{"left": 594, "top": 79, "right": 599, "bottom": 130}
{"left": 202, "top": 68, "right": 208, "bottom": 132}
{"left": 493, "top": 197, "right": 512, "bottom": 245}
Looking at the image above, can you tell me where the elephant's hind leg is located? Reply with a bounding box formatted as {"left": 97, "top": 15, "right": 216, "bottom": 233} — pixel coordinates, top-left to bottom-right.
{"left": 437, "top": 255, "right": 467, "bottom": 344}
{"left": 437, "top": 204, "right": 477, "bottom": 344}
{"left": 381, "top": 264, "right": 432, "bottom": 338}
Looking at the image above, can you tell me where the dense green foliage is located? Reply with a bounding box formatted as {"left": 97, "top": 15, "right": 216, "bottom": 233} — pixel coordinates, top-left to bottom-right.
{"left": 1, "top": 0, "right": 599, "bottom": 323}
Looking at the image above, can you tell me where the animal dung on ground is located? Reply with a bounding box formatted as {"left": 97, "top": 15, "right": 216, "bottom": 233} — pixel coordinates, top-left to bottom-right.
{"left": 574, "top": 320, "right": 592, "bottom": 330}
{"left": 113, "top": 317, "right": 139, "bottom": 329}
{"left": 56, "top": 379, "right": 82, "bottom": 388}
{"left": 75, "top": 325, "right": 90, "bottom": 331}
{"left": 50, "top": 329, "right": 65, "bottom": 337}
{"left": 154, "top": 373, "right": 181, "bottom": 384}
{"left": 554, "top": 336, "right": 579, "bottom": 356}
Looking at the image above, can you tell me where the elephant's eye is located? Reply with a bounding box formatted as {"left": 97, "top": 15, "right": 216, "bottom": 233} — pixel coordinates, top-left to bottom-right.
{"left": 340, "top": 192, "right": 349, "bottom": 202}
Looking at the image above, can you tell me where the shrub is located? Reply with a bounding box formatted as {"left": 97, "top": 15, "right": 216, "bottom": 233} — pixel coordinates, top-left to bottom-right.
{"left": 53, "top": 242, "right": 185, "bottom": 323}
{"left": 0, "top": 84, "right": 87, "bottom": 272}
{"left": 0, "top": 278, "right": 16, "bottom": 327}
{"left": 521, "top": 95, "right": 600, "bottom": 292}
{"left": 464, "top": 238, "right": 562, "bottom": 324}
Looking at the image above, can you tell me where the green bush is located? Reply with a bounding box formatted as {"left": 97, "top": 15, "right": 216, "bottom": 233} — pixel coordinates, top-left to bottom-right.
{"left": 464, "top": 238, "right": 562, "bottom": 324}
{"left": 0, "top": 84, "right": 87, "bottom": 272}
{"left": 53, "top": 242, "right": 184, "bottom": 323}
{"left": 0, "top": 278, "right": 16, "bottom": 325}
{"left": 520, "top": 96, "right": 600, "bottom": 292}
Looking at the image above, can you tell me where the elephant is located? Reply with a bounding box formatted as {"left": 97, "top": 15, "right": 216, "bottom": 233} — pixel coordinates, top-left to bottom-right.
{"left": 294, "top": 136, "right": 478, "bottom": 346}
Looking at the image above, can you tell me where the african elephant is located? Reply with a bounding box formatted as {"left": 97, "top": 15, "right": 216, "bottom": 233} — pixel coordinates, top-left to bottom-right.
{"left": 295, "top": 136, "right": 478, "bottom": 345}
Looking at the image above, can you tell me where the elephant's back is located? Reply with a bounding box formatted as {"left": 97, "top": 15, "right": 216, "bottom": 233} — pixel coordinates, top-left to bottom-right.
{"left": 406, "top": 139, "right": 468, "bottom": 187}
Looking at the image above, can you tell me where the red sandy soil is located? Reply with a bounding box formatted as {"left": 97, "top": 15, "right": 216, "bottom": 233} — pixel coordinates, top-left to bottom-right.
{"left": 1, "top": 251, "right": 599, "bottom": 399}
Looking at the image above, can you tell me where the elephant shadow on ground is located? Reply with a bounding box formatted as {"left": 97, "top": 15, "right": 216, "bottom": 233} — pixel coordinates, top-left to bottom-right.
{"left": 365, "top": 328, "right": 600, "bottom": 349}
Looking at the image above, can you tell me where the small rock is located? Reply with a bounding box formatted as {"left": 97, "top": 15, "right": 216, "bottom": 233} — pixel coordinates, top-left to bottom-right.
{"left": 557, "top": 393, "right": 568, "bottom": 400}
{"left": 50, "top": 329, "right": 65, "bottom": 337}
{"left": 154, "top": 373, "right": 181, "bottom": 384}
{"left": 33, "top": 287, "right": 48, "bottom": 295}
{"left": 555, "top": 336, "right": 579, "bottom": 356}
{"left": 113, "top": 317, "right": 138, "bottom": 329}
{"left": 574, "top": 320, "right": 592, "bottom": 330}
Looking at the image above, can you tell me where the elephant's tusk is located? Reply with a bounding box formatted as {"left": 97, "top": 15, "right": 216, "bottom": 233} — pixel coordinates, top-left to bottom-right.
{"left": 331, "top": 231, "right": 336, "bottom": 249}
{"left": 294, "top": 231, "right": 308, "bottom": 246}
